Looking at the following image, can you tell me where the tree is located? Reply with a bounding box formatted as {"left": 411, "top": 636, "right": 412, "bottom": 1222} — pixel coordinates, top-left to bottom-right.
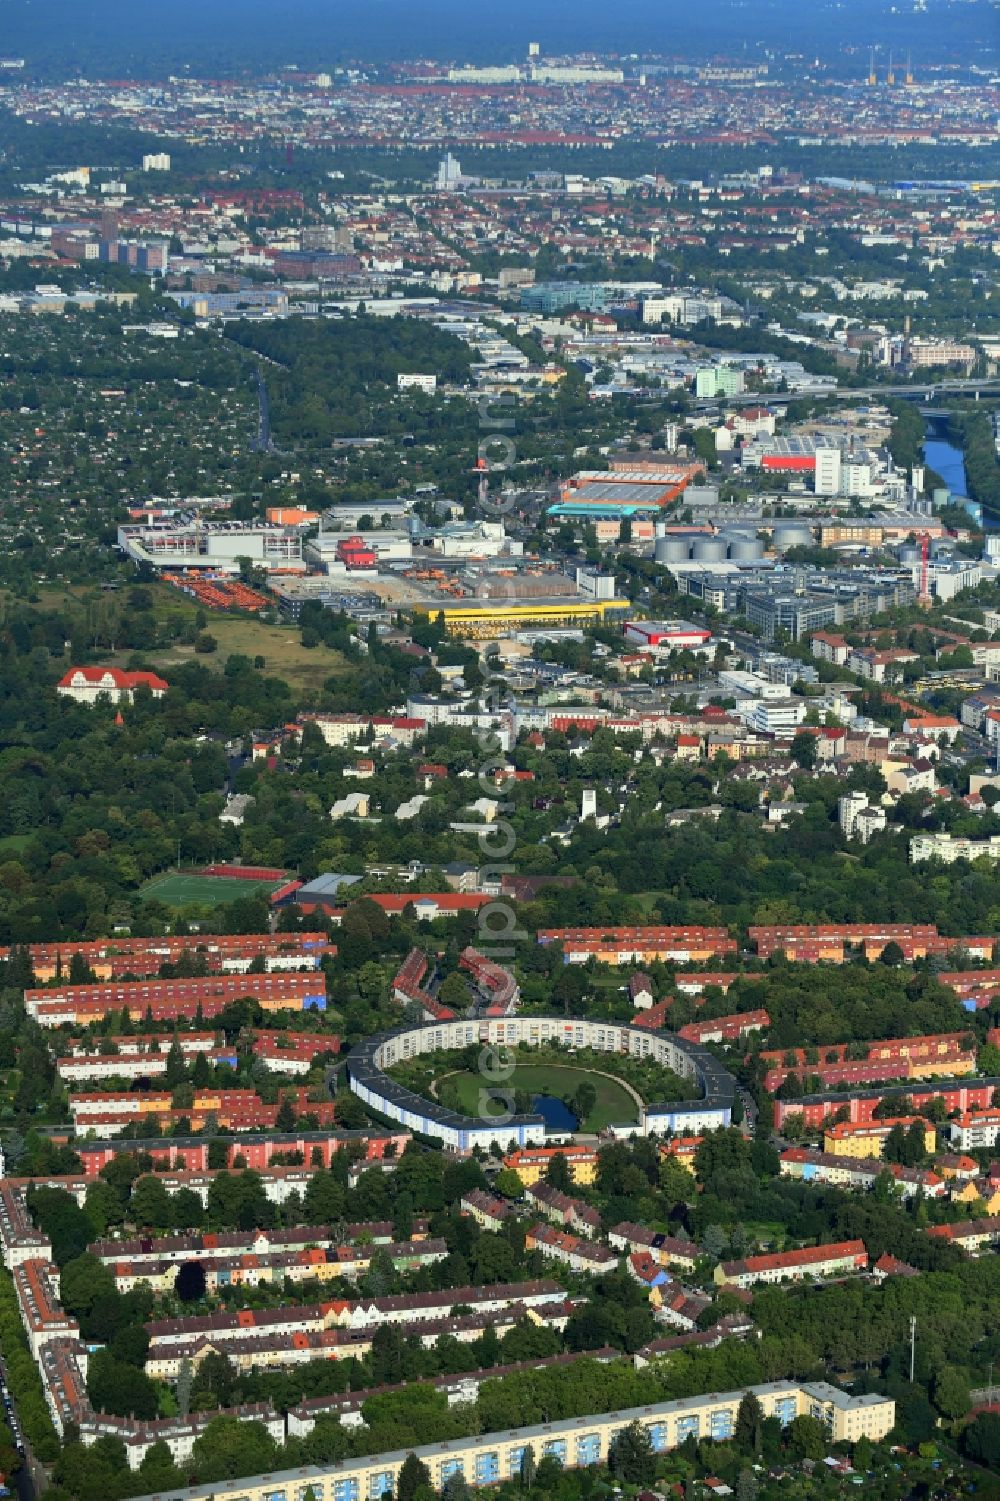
{"left": 304, "top": 1169, "right": 346, "bottom": 1223}
{"left": 494, "top": 1168, "right": 524, "bottom": 1199}
{"left": 28, "top": 1186, "right": 93, "bottom": 1266}
{"left": 735, "top": 1392, "right": 764, "bottom": 1455}
{"left": 438, "top": 972, "right": 470, "bottom": 1010}
{"left": 443, "top": 1473, "right": 471, "bottom": 1501}
{"left": 737, "top": 1470, "right": 759, "bottom": 1501}
{"left": 393, "top": 1191, "right": 415, "bottom": 1244}
{"left": 545, "top": 1153, "right": 572, "bottom": 1192}
{"left": 609, "top": 1421, "right": 655, "bottom": 1485}
{"left": 572, "top": 1080, "right": 597, "bottom": 1123}
{"left": 275, "top": 1094, "right": 297, "bottom": 1132}
{"left": 176, "top": 1357, "right": 192, "bottom": 1420}
{"left": 979, "top": 1042, "right": 1000, "bottom": 1078}
{"left": 397, "top": 1453, "right": 431, "bottom": 1501}
{"left": 59, "top": 1255, "right": 116, "bottom": 1321}
{"left": 175, "top": 1259, "right": 207, "bottom": 1303}
{"left": 701, "top": 1222, "right": 729, "bottom": 1260}
{"left": 963, "top": 1411, "right": 1000, "bottom": 1468}
{"left": 138, "top": 1439, "right": 183, "bottom": 1493}
{"left": 207, "top": 1138, "right": 229, "bottom": 1170}
{"left": 84, "top": 1179, "right": 125, "bottom": 1237}
{"left": 519, "top": 1445, "right": 537, "bottom": 1491}
{"left": 191, "top": 1415, "right": 277, "bottom": 1482}
{"left": 164, "top": 1039, "right": 187, "bottom": 1088}
{"left": 903, "top": 1120, "right": 928, "bottom": 1166}
{"left": 880, "top": 941, "right": 905, "bottom": 967}
{"left": 659, "top": 1156, "right": 696, "bottom": 1203}
{"left": 852, "top": 1434, "right": 872, "bottom": 1473}
{"left": 87, "top": 1350, "right": 158, "bottom": 1419}
{"left": 883, "top": 1122, "right": 907, "bottom": 1163}
{"left": 786, "top": 1414, "right": 827, "bottom": 1461}
{"left": 130, "top": 1174, "right": 171, "bottom": 1228}
{"left": 791, "top": 731, "right": 816, "bottom": 770}
{"left": 932, "top": 1364, "right": 970, "bottom": 1422}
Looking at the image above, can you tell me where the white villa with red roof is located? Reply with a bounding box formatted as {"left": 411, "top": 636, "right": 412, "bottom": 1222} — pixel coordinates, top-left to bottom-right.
{"left": 57, "top": 667, "right": 169, "bottom": 704}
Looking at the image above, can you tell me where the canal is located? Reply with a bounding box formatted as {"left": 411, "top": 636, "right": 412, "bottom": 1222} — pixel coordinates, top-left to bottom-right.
{"left": 924, "top": 417, "right": 970, "bottom": 501}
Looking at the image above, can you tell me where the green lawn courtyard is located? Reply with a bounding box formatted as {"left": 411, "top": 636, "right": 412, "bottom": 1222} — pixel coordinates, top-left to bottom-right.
{"left": 435, "top": 1060, "right": 640, "bottom": 1133}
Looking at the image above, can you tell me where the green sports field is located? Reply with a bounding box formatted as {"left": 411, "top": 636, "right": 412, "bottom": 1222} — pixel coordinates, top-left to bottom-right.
{"left": 140, "top": 872, "right": 287, "bottom": 908}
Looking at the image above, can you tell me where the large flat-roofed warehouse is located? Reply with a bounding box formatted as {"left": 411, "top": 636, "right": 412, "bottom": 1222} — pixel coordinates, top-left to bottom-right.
{"left": 550, "top": 466, "right": 697, "bottom": 521}
{"left": 117, "top": 520, "right": 304, "bottom": 573}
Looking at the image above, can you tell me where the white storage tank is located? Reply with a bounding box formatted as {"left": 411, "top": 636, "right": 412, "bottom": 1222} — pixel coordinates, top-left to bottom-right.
{"left": 727, "top": 534, "right": 765, "bottom": 561}
{"left": 772, "top": 524, "right": 814, "bottom": 552}
{"left": 690, "top": 535, "right": 728, "bottom": 562}
{"left": 656, "top": 536, "right": 691, "bottom": 564}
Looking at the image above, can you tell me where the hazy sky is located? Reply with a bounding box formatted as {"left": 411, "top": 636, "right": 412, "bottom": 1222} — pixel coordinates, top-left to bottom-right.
{"left": 0, "top": 0, "right": 994, "bottom": 73}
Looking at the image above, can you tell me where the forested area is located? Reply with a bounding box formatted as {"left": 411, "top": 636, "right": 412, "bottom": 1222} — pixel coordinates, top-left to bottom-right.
{"left": 227, "top": 315, "right": 475, "bottom": 444}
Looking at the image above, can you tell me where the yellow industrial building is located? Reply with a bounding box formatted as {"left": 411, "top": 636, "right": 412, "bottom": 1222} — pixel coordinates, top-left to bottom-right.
{"left": 129, "top": 1382, "right": 894, "bottom": 1501}
{"left": 417, "top": 599, "right": 630, "bottom": 640}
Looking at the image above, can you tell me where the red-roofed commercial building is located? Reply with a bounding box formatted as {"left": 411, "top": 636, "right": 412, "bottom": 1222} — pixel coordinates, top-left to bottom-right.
{"left": 715, "top": 1239, "right": 867, "bottom": 1289}
{"left": 926, "top": 1216, "right": 1000, "bottom": 1253}
{"left": 250, "top": 1031, "right": 341, "bottom": 1075}
{"left": 629, "top": 973, "right": 655, "bottom": 1009}
{"left": 25, "top": 972, "right": 327, "bottom": 1027}
{"left": 57, "top": 667, "right": 168, "bottom": 704}
{"left": 538, "top": 926, "right": 737, "bottom": 965}
{"left": 623, "top": 621, "right": 712, "bottom": 651}
{"left": 674, "top": 972, "right": 737, "bottom": 997}
{"left": 341, "top": 893, "right": 491, "bottom": 922}
{"left": 761, "top": 1032, "right": 977, "bottom": 1093}
{"left": 749, "top": 923, "right": 992, "bottom": 964}
{"left": 779, "top": 1147, "right": 944, "bottom": 1200}
{"left": 940, "top": 970, "right": 1000, "bottom": 1004}
{"left": 460, "top": 946, "right": 518, "bottom": 1013}
{"left": 658, "top": 1136, "right": 703, "bottom": 1169}
{"left": 389, "top": 948, "right": 455, "bottom": 1021}
{"left": 678, "top": 1010, "right": 770, "bottom": 1046}
{"left": 73, "top": 1128, "right": 408, "bottom": 1179}
{"left": 0, "top": 932, "right": 328, "bottom": 984}
{"left": 632, "top": 999, "right": 674, "bottom": 1032}
{"left": 772, "top": 1077, "right": 1000, "bottom": 1130}
{"left": 944, "top": 1109, "right": 1000, "bottom": 1152}
{"left": 68, "top": 1085, "right": 339, "bottom": 1136}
